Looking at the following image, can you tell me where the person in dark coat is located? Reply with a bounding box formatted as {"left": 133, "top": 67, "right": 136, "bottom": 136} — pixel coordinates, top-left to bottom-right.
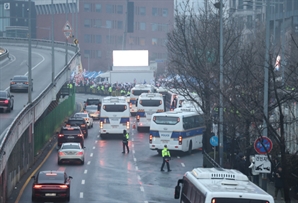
{"left": 237, "top": 153, "right": 247, "bottom": 175}
{"left": 274, "top": 166, "right": 284, "bottom": 200}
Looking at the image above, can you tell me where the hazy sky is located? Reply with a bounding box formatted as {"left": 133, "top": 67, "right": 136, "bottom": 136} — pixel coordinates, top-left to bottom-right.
{"left": 175, "top": 0, "right": 206, "bottom": 13}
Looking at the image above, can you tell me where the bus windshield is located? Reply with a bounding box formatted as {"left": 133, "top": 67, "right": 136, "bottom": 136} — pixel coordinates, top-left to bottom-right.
{"left": 132, "top": 90, "right": 150, "bottom": 96}
{"left": 140, "top": 100, "right": 162, "bottom": 107}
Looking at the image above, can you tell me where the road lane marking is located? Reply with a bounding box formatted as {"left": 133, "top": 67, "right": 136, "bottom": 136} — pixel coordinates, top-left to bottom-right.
{"left": 181, "top": 163, "right": 185, "bottom": 167}
{"left": 132, "top": 144, "right": 134, "bottom": 147}
{"left": 134, "top": 158, "right": 137, "bottom": 162}
{"left": 95, "top": 140, "right": 98, "bottom": 143}
{"left": 177, "top": 156, "right": 180, "bottom": 159}
{"left": 145, "top": 201, "right": 148, "bottom": 203}
{"left": 87, "top": 161, "right": 91, "bottom": 165}
{"left": 93, "top": 146, "right": 95, "bottom": 149}
{"left": 80, "top": 192, "right": 83, "bottom": 198}
{"left": 135, "top": 166, "right": 138, "bottom": 170}
{"left": 133, "top": 150, "right": 135, "bottom": 154}
{"left": 140, "top": 186, "right": 144, "bottom": 192}
{"left": 81, "top": 180, "right": 85, "bottom": 184}
{"left": 137, "top": 175, "right": 141, "bottom": 180}
{"left": 90, "top": 153, "right": 93, "bottom": 157}
{"left": 84, "top": 170, "right": 87, "bottom": 174}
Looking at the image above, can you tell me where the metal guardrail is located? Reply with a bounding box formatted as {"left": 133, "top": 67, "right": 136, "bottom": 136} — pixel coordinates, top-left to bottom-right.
{"left": 0, "top": 37, "right": 79, "bottom": 175}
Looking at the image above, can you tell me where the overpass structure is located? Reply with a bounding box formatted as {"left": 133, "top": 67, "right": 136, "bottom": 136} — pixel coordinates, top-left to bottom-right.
{"left": 0, "top": 38, "right": 80, "bottom": 202}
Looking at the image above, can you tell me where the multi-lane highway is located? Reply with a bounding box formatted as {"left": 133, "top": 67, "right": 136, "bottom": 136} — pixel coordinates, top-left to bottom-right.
{"left": 0, "top": 45, "right": 73, "bottom": 137}
{"left": 10, "top": 93, "right": 203, "bottom": 203}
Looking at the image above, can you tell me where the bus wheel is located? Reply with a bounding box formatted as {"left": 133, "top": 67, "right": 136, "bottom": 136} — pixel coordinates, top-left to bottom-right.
{"left": 188, "top": 142, "right": 192, "bottom": 155}
{"left": 157, "top": 150, "right": 162, "bottom": 155}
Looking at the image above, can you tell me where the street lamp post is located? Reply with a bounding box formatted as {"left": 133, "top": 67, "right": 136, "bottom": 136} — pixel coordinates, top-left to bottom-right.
{"left": 51, "top": 0, "right": 55, "bottom": 84}
{"left": 28, "top": 0, "right": 32, "bottom": 104}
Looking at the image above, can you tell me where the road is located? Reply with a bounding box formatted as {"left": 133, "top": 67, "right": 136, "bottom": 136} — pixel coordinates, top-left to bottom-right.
{"left": 10, "top": 93, "right": 203, "bottom": 203}
{"left": 0, "top": 45, "right": 72, "bottom": 140}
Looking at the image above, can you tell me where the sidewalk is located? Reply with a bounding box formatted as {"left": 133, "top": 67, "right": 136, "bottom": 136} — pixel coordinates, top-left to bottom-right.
{"left": 263, "top": 180, "right": 298, "bottom": 203}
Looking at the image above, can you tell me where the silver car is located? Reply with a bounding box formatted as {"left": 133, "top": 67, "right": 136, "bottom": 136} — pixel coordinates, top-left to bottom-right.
{"left": 84, "top": 105, "right": 100, "bottom": 119}
{"left": 10, "top": 75, "right": 33, "bottom": 92}
{"left": 74, "top": 112, "right": 94, "bottom": 128}
{"left": 58, "top": 142, "right": 85, "bottom": 165}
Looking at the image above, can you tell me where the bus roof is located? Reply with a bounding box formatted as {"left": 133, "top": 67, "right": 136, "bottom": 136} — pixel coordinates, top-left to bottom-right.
{"left": 185, "top": 168, "right": 271, "bottom": 197}
{"left": 139, "top": 93, "right": 163, "bottom": 98}
{"left": 133, "top": 84, "right": 153, "bottom": 89}
{"left": 153, "top": 110, "right": 198, "bottom": 117}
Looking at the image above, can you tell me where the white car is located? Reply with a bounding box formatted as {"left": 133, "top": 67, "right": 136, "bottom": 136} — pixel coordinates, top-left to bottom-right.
{"left": 74, "top": 112, "right": 94, "bottom": 128}
{"left": 58, "top": 142, "right": 85, "bottom": 165}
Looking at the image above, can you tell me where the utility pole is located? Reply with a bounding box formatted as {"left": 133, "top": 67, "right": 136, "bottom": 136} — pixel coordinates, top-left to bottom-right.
{"left": 122, "top": 0, "right": 128, "bottom": 50}
{"left": 261, "top": 0, "right": 270, "bottom": 192}
{"left": 219, "top": 0, "right": 224, "bottom": 167}
{"left": 51, "top": 0, "right": 55, "bottom": 84}
{"left": 28, "top": 0, "right": 32, "bottom": 104}
{"left": 65, "top": 0, "right": 69, "bottom": 66}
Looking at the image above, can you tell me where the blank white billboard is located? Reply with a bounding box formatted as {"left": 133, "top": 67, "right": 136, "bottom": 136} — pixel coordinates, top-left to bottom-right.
{"left": 113, "top": 50, "right": 148, "bottom": 66}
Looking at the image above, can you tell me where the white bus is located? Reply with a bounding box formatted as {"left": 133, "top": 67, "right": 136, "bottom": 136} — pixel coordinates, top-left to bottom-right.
{"left": 129, "top": 84, "right": 157, "bottom": 116}
{"left": 99, "top": 96, "right": 130, "bottom": 139}
{"left": 136, "top": 93, "right": 165, "bottom": 131}
{"left": 174, "top": 167, "right": 274, "bottom": 203}
{"left": 149, "top": 109, "right": 205, "bottom": 154}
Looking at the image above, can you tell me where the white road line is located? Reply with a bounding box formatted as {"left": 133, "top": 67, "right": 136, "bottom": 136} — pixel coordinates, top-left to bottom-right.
{"left": 90, "top": 153, "right": 93, "bottom": 157}
{"left": 134, "top": 158, "right": 137, "bottom": 162}
{"left": 93, "top": 146, "right": 95, "bottom": 149}
{"left": 81, "top": 180, "right": 85, "bottom": 184}
{"left": 97, "top": 135, "right": 99, "bottom": 138}
{"left": 135, "top": 166, "right": 138, "bottom": 170}
{"left": 140, "top": 186, "right": 144, "bottom": 192}
{"left": 132, "top": 144, "right": 134, "bottom": 147}
{"left": 177, "top": 156, "right": 180, "bottom": 159}
{"left": 181, "top": 163, "right": 185, "bottom": 167}
{"left": 133, "top": 150, "right": 135, "bottom": 154}
{"left": 80, "top": 192, "right": 83, "bottom": 198}
{"left": 95, "top": 140, "right": 98, "bottom": 143}
{"left": 84, "top": 170, "right": 87, "bottom": 174}
{"left": 87, "top": 161, "right": 91, "bottom": 165}
{"left": 137, "top": 175, "right": 141, "bottom": 180}
{"left": 144, "top": 201, "right": 148, "bottom": 203}
{"left": 132, "top": 138, "right": 134, "bottom": 141}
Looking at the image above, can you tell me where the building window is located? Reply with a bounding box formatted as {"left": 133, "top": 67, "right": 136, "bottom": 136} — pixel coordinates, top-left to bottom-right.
{"left": 106, "top": 20, "right": 112, "bottom": 28}
{"left": 95, "top": 19, "right": 102, "bottom": 28}
{"left": 152, "top": 23, "right": 158, "bottom": 31}
{"left": 140, "top": 22, "right": 146, "bottom": 31}
{"left": 139, "top": 7, "right": 146, "bottom": 16}
{"left": 95, "top": 4, "right": 101, "bottom": 13}
{"left": 162, "top": 24, "right": 168, "bottom": 32}
{"left": 117, "top": 5, "right": 123, "bottom": 14}
{"left": 84, "top": 3, "right": 91, "bottom": 12}
{"left": 117, "top": 21, "right": 123, "bottom": 29}
{"left": 106, "top": 4, "right": 113, "bottom": 14}
{"left": 117, "top": 36, "right": 123, "bottom": 44}
{"left": 162, "top": 8, "right": 168, "bottom": 17}
{"left": 152, "top": 7, "right": 158, "bottom": 16}
{"left": 152, "top": 38, "right": 157, "bottom": 45}
{"left": 96, "top": 35, "right": 102, "bottom": 44}
{"left": 97, "top": 50, "right": 102, "bottom": 58}
{"left": 140, "top": 38, "right": 145, "bottom": 46}
{"left": 84, "top": 19, "right": 91, "bottom": 27}
{"left": 84, "top": 34, "right": 91, "bottom": 43}
{"left": 84, "top": 50, "right": 90, "bottom": 58}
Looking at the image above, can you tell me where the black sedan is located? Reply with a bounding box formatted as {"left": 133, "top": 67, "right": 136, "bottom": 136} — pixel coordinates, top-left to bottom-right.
{"left": 10, "top": 75, "right": 33, "bottom": 92}
{"left": 0, "top": 90, "right": 14, "bottom": 113}
{"left": 31, "top": 170, "right": 72, "bottom": 202}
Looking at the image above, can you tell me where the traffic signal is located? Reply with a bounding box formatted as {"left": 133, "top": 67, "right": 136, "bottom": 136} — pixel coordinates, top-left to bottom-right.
{"left": 73, "top": 38, "right": 79, "bottom": 45}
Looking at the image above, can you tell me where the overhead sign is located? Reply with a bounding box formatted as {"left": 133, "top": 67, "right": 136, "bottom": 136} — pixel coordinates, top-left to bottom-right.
{"left": 4, "top": 3, "right": 10, "bottom": 10}
{"left": 210, "top": 136, "right": 218, "bottom": 147}
{"left": 254, "top": 136, "right": 273, "bottom": 154}
{"left": 63, "top": 21, "right": 73, "bottom": 39}
{"left": 254, "top": 154, "right": 271, "bottom": 173}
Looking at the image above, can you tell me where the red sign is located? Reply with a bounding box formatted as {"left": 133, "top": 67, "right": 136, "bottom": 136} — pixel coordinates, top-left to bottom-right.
{"left": 254, "top": 136, "right": 273, "bottom": 154}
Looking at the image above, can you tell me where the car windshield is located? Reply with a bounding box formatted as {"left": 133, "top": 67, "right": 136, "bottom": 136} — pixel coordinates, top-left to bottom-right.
{"left": 61, "top": 144, "right": 81, "bottom": 149}
{"left": 85, "top": 106, "right": 98, "bottom": 111}
{"left": 0, "top": 92, "right": 7, "bottom": 97}
{"left": 13, "top": 76, "right": 27, "bottom": 81}
{"left": 37, "top": 172, "right": 65, "bottom": 184}
{"left": 75, "top": 113, "right": 88, "bottom": 118}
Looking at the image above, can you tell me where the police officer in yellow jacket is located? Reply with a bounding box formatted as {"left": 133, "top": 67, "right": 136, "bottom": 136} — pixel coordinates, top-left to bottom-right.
{"left": 122, "top": 130, "right": 129, "bottom": 154}
{"left": 161, "top": 145, "right": 171, "bottom": 172}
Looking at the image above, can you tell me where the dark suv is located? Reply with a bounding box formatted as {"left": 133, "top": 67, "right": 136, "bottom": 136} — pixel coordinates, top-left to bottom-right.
{"left": 57, "top": 126, "right": 84, "bottom": 148}
{"left": 65, "top": 117, "right": 88, "bottom": 138}
{"left": 84, "top": 98, "right": 101, "bottom": 111}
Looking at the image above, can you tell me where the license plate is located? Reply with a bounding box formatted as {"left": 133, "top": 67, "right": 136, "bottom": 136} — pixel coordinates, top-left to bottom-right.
{"left": 112, "top": 125, "right": 118, "bottom": 128}
{"left": 45, "top": 193, "right": 56, "bottom": 196}
{"left": 161, "top": 140, "right": 169, "bottom": 143}
{"left": 68, "top": 136, "right": 74, "bottom": 138}
{"left": 111, "top": 118, "right": 118, "bottom": 121}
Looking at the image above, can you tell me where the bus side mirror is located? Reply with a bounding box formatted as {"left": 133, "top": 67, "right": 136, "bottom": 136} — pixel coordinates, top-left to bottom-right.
{"left": 174, "top": 185, "right": 181, "bottom": 199}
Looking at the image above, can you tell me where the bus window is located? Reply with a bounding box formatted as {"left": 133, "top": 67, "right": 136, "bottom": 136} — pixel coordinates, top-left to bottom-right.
{"left": 139, "top": 99, "right": 162, "bottom": 107}
{"left": 103, "top": 105, "right": 127, "bottom": 112}
{"left": 153, "top": 116, "right": 179, "bottom": 125}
